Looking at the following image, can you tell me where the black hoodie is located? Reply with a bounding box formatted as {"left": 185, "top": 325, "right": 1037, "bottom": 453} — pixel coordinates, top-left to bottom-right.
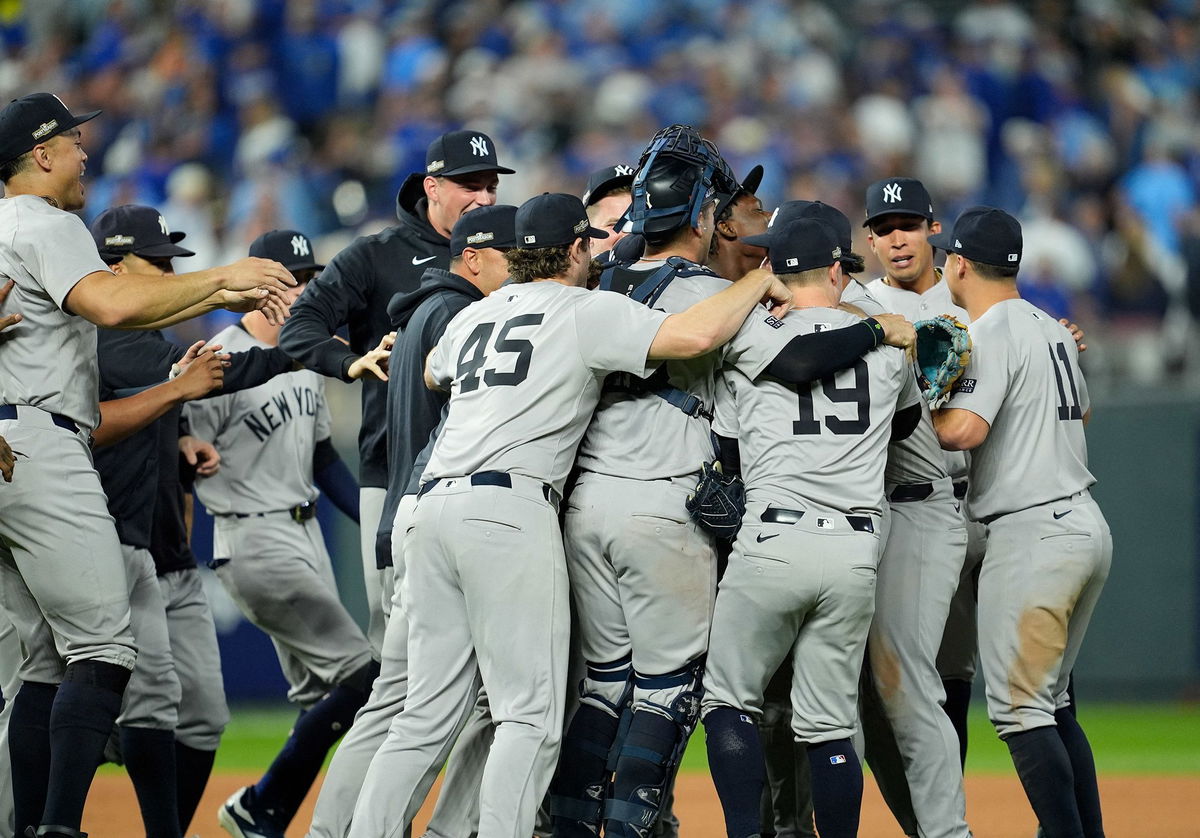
{"left": 279, "top": 173, "right": 450, "bottom": 487}
{"left": 373, "top": 267, "right": 484, "bottom": 567}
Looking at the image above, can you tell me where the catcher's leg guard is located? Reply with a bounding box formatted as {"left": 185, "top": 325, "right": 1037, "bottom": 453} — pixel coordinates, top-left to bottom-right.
{"left": 604, "top": 659, "right": 704, "bottom": 838}
{"left": 550, "top": 655, "right": 632, "bottom": 838}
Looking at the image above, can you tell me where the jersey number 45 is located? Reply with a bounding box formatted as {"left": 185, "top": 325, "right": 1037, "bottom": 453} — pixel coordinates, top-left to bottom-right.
{"left": 456, "top": 314, "right": 544, "bottom": 392}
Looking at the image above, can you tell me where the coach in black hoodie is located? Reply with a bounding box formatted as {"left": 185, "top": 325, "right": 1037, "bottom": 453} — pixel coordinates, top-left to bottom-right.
{"left": 306, "top": 204, "right": 517, "bottom": 837}
{"left": 279, "top": 130, "right": 514, "bottom": 652}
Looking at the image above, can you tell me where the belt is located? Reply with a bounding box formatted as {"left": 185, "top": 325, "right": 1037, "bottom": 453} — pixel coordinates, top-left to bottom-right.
{"left": 418, "top": 470, "right": 558, "bottom": 506}
{"left": 888, "top": 482, "right": 934, "bottom": 503}
{"left": 230, "top": 500, "right": 318, "bottom": 523}
{"left": 760, "top": 507, "right": 875, "bottom": 534}
{"left": 953, "top": 480, "right": 968, "bottom": 500}
{"left": 0, "top": 403, "right": 81, "bottom": 434}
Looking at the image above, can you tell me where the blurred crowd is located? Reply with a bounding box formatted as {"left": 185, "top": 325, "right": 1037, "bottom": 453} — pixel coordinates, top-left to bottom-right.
{"left": 5, "top": 0, "right": 1200, "bottom": 388}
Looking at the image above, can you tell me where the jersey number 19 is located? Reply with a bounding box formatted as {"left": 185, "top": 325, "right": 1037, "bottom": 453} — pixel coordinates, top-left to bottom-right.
{"left": 793, "top": 359, "right": 871, "bottom": 436}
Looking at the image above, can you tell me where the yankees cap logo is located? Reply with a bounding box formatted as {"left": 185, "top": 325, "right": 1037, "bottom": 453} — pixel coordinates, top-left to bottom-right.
{"left": 767, "top": 206, "right": 779, "bottom": 227}
{"left": 158, "top": 215, "right": 170, "bottom": 236}
{"left": 614, "top": 164, "right": 634, "bottom": 176}
{"left": 470, "top": 135, "right": 489, "bottom": 157}
{"left": 882, "top": 182, "right": 902, "bottom": 203}
{"left": 291, "top": 235, "right": 310, "bottom": 257}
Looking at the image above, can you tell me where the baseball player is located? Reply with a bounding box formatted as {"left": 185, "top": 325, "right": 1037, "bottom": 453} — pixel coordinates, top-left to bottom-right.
{"left": 930, "top": 207, "right": 1110, "bottom": 838}
{"left": 583, "top": 165, "right": 635, "bottom": 253}
{"left": 0, "top": 91, "right": 293, "bottom": 838}
{"left": 178, "top": 230, "right": 374, "bottom": 838}
{"left": 553, "top": 129, "right": 915, "bottom": 838}
{"left": 279, "top": 130, "right": 515, "bottom": 654}
{"left": 702, "top": 216, "right": 923, "bottom": 838}
{"left": 344, "top": 191, "right": 797, "bottom": 838}
{"left": 90, "top": 209, "right": 315, "bottom": 836}
{"left": 308, "top": 205, "right": 519, "bottom": 838}
{"left": 706, "top": 165, "right": 769, "bottom": 281}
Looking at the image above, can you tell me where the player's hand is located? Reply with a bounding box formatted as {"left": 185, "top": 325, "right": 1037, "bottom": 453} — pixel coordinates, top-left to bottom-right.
{"left": 347, "top": 332, "right": 396, "bottom": 382}
{"left": 0, "top": 280, "right": 22, "bottom": 333}
{"left": 172, "top": 349, "right": 225, "bottom": 400}
{"left": 218, "top": 285, "right": 292, "bottom": 325}
{"left": 174, "top": 341, "right": 231, "bottom": 377}
{"left": 221, "top": 257, "right": 297, "bottom": 293}
{"left": 743, "top": 269, "right": 792, "bottom": 319}
{"left": 0, "top": 434, "right": 14, "bottom": 483}
{"left": 179, "top": 434, "right": 221, "bottom": 477}
{"left": 873, "top": 313, "right": 917, "bottom": 361}
{"left": 1060, "top": 318, "right": 1087, "bottom": 353}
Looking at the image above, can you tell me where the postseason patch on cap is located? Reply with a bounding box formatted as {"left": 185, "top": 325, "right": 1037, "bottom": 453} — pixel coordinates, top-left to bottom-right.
{"left": 104, "top": 234, "right": 134, "bottom": 247}
{"left": 427, "top": 159, "right": 445, "bottom": 173}
{"left": 32, "top": 119, "right": 58, "bottom": 140}
{"left": 466, "top": 231, "right": 495, "bottom": 245}
{"left": 832, "top": 246, "right": 842, "bottom": 259}
{"left": 573, "top": 218, "right": 588, "bottom": 235}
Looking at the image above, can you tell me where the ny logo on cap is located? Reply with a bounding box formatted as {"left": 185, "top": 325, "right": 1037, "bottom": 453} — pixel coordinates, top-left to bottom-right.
{"left": 882, "top": 183, "right": 902, "bottom": 203}
{"left": 470, "top": 136, "right": 489, "bottom": 157}
{"left": 292, "top": 235, "right": 310, "bottom": 257}
{"left": 158, "top": 215, "right": 169, "bottom": 236}
{"left": 767, "top": 207, "right": 779, "bottom": 228}
{"left": 614, "top": 164, "right": 634, "bottom": 176}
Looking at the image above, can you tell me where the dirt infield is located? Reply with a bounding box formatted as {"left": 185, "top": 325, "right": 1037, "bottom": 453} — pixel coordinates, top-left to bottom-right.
{"left": 82, "top": 770, "right": 1197, "bottom": 837}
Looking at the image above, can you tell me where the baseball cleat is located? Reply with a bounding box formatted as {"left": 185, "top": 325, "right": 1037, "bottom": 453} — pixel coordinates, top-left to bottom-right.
{"left": 217, "top": 786, "right": 284, "bottom": 838}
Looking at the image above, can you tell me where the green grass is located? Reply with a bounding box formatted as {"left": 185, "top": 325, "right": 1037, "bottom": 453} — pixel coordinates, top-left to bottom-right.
{"left": 119, "top": 700, "right": 1195, "bottom": 778}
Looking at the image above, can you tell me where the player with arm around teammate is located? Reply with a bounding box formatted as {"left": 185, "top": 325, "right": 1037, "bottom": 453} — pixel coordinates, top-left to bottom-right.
{"left": 702, "top": 217, "right": 924, "bottom": 838}
{"left": 0, "top": 92, "right": 293, "bottom": 838}
{"left": 930, "top": 208, "right": 1110, "bottom": 838}
{"left": 344, "top": 192, "right": 797, "bottom": 838}
{"left": 183, "top": 231, "right": 376, "bottom": 838}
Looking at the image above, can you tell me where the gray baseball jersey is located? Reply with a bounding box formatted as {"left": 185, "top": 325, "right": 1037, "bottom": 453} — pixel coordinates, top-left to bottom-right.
{"left": 185, "top": 325, "right": 330, "bottom": 514}
{"left": 422, "top": 281, "right": 669, "bottom": 493}
{"left": 943, "top": 299, "right": 1093, "bottom": 522}
{"left": 839, "top": 279, "right": 887, "bottom": 317}
{"left": 715, "top": 307, "right": 921, "bottom": 516}
{"left": 576, "top": 266, "right": 792, "bottom": 479}
{"left": 0, "top": 195, "right": 110, "bottom": 431}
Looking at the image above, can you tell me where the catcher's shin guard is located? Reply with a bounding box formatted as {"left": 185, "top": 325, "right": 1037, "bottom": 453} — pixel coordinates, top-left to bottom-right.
{"left": 604, "top": 659, "right": 705, "bottom": 838}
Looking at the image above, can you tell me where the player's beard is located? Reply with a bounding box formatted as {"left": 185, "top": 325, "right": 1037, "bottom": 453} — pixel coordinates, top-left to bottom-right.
{"left": 586, "top": 258, "right": 602, "bottom": 290}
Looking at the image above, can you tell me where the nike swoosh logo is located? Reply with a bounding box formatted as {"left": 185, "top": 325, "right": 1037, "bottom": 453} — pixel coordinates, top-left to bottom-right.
{"left": 412, "top": 255, "right": 437, "bottom": 265}
{"left": 756, "top": 533, "right": 779, "bottom": 543}
{"left": 1053, "top": 510, "right": 1072, "bottom": 520}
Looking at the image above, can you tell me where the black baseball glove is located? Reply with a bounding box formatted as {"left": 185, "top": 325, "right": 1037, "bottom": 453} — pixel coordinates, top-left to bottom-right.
{"left": 685, "top": 461, "right": 746, "bottom": 541}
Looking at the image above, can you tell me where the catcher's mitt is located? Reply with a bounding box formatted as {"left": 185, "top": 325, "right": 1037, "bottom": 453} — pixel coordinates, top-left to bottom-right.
{"left": 913, "top": 314, "right": 972, "bottom": 408}
{"left": 685, "top": 461, "right": 745, "bottom": 541}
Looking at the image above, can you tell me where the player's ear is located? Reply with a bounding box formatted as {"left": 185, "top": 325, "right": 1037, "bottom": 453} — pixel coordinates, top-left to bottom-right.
{"left": 423, "top": 175, "right": 440, "bottom": 204}
{"left": 928, "top": 220, "right": 942, "bottom": 235}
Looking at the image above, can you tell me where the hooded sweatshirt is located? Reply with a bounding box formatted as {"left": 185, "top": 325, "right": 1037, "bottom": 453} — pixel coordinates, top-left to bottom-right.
{"left": 279, "top": 174, "right": 449, "bottom": 487}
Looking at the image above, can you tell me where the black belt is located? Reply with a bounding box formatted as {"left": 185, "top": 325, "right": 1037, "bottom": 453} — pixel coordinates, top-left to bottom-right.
{"left": 232, "top": 500, "right": 317, "bottom": 522}
{"left": 0, "top": 404, "right": 80, "bottom": 433}
{"left": 760, "top": 507, "right": 874, "bottom": 534}
{"left": 953, "top": 480, "right": 968, "bottom": 500}
{"left": 888, "top": 482, "right": 934, "bottom": 503}
{"left": 418, "top": 470, "right": 557, "bottom": 505}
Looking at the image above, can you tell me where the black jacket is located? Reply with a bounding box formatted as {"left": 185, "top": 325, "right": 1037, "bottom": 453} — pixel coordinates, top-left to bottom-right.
{"left": 94, "top": 329, "right": 292, "bottom": 574}
{"left": 279, "top": 175, "right": 450, "bottom": 487}
{"left": 374, "top": 267, "right": 484, "bottom": 567}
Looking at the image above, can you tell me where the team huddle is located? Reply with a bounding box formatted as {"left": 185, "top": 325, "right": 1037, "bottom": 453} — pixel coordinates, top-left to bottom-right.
{"left": 0, "top": 93, "right": 1110, "bottom": 838}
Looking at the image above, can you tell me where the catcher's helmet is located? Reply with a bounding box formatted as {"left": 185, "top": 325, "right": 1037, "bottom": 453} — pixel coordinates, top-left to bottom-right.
{"left": 626, "top": 125, "right": 737, "bottom": 242}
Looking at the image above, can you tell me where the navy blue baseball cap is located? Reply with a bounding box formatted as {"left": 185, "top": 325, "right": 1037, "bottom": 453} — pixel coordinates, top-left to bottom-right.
{"left": 425, "top": 129, "right": 515, "bottom": 178}
{"left": 863, "top": 177, "right": 934, "bottom": 228}
{"left": 713, "top": 164, "right": 764, "bottom": 220}
{"left": 0, "top": 92, "right": 100, "bottom": 165}
{"left": 249, "top": 229, "right": 324, "bottom": 273}
{"left": 582, "top": 164, "right": 635, "bottom": 207}
{"left": 744, "top": 218, "right": 843, "bottom": 274}
{"left": 91, "top": 205, "right": 194, "bottom": 264}
{"left": 927, "top": 205, "right": 1023, "bottom": 268}
{"left": 450, "top": 204, "right": 518, "bottom": 257}
{"left": 515, "top": 193, "right": 607, "bottom": 249}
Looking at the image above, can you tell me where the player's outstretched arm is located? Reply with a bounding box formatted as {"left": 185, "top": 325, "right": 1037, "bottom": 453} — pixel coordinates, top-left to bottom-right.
{"left": 931, "top": 406, "right": 989, "bottom": 452}
{"left": 648, "top": 269, "right": 792, "bottom": 361}
{"left": 65, "top": 257, "right": 296, "bottom": 330}
{"left": 93, "top": 348, "right": 225, "bottom": 448}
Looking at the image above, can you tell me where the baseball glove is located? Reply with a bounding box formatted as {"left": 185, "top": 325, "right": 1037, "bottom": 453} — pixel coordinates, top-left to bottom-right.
{"left": 685, "top": 461, "right": 746, "bottom": 541}
{"left": 913, "top": 315, "right": 972, "bottom": 408}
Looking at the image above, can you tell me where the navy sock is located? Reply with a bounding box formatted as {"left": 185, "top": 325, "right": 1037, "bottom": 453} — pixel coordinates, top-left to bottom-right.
{"left": 941, "top": 678, "right": 972, "bottom": 768}
{"left": 704, "top": 707, "right": 765, "bottom": 838}
{"left": 174, "top": 742, "right": 216, "bottom": 833}
{"left": 1005, "top": 726, "right": 1085, "bottom": 838}
{"left": 120, "top": 727, "right": 181, "bottom": 838}
{"left": 43, "top": 662, "right": 129, "bottom": 829}
{"left": 551, "top": 703, "right": 620, "bottom": 838}
{"left": 254, "top": 667, "right": 373, "bottom": 826}
{"left": 9, "top": 681, "right": 56, "bottom": 835}
{"left": 607, "top": 710, "right": 681, "bottom": 838}
{"left": 1054, "top": 708, "right": 1104, "bottom": 838}
{"left": 806, "top": 739, "right": 863, "bottom": 838}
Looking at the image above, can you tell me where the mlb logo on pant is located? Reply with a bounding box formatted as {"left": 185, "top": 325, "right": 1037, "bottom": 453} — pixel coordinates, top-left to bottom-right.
{"left": 829, "top": 754, "right": 847, "bottom": 765}
{"left": 816, "top": 518, "right": 833, "bottom": 529}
